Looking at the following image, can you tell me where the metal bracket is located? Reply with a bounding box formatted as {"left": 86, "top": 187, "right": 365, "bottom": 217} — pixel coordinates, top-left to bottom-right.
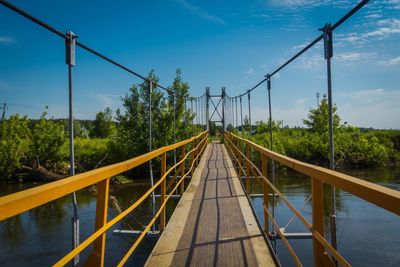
{"left": 65, "top": 31, "right": 78, "bottom": 66}
{"left": 319, "top": 23, "right": 333, "bottom": 59}
{"left": 266, "top": 74, "right": 271, "bottom": 91}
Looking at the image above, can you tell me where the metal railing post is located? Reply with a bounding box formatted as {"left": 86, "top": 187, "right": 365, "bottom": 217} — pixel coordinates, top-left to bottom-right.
{"left": 194, "top": 137, "right": 199, "bottom": 167}
{"left": 240, "top": 97, "right": 243, "bottom": 132}
{"left": 173, "top": 93, "right": 176, "bottom": 166}
{"left": 312, "top": 177, "right": 325, "bottom": 266}
{"left": 247, "top": 92, "right": 252, "bottom": 136}
{"left": 148, "top": 80, "right": 156, "bottom": 232}
{"left": 261, "top": 155, "right": 269, "bottom": 234}
{"left": 180, "top": 145, "right": 186, "bottom": 195}
{"left": 160, "top": 152, "right": 167, "bottom": 232}
{"left": 245, "top": 142, "right": 251, "bottom": 193}
{"left": 206, "top": 87, "right": 210, "bottom": 131}
{"left": 222, "top": 87, "right": 226, "bottom": 136}
{"left": 238, "top": 138, "right": 243, "bottom": 178}
{"left": 235, "top": 98, "right": 238, "bottom": 129}
{"left": 66, "top": 30, "right": 80, "bottom": 266}
{"left": 190, "top": 140, "right": 195, "bottom": 175}
{"left": 191, "top": 98, "right": 194, "bottom": 136}
{"left": 266, "top": 74, "right": 276, "bottom": 242}
{"left": 320, "top": 22, "right": 338, "bottom": 255}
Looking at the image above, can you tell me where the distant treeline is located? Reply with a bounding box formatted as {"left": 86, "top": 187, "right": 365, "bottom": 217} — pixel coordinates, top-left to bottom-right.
{"left": 1, "top": 75, "right": 399, "bottom": 182}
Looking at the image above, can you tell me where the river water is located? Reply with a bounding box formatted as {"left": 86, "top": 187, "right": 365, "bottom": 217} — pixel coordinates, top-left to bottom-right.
{"left": 0, "top": 167, "right": 399, "bottom": 266}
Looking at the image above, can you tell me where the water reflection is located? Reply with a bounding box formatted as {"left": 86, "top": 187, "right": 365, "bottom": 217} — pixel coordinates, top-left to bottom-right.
{"left": 1, "top": 167, "right": 399, "bottom": 266}
{"left": 247, "top": 166, "right": 400, "bottom": 267}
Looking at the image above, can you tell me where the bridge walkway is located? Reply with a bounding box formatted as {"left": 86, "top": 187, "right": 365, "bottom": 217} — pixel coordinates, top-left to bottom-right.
{"left": 146, "top": 142, "right": 276, "bottom": 266}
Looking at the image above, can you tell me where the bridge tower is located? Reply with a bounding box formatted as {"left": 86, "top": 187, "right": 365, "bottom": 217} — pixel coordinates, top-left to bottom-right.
{"left": 206, "top": 87, "right": 225, "bottom": 138}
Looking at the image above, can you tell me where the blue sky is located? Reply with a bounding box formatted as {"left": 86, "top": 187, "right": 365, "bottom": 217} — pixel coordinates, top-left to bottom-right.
{"left": 0, "top": 0, "right": 399, "bottom": 128}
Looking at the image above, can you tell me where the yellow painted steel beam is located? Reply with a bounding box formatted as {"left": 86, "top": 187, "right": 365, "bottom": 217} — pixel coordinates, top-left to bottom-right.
{"left": 264, "top": 205, "right": 302, "bottom": 267}
{"left": 227, "top": 134, "right": 351, "bottom": 266}
{"left": 226, "top": 131, "right": 400, "bottom": 216}
{"left": 0, "top": 131, "right": 207, "bottom": 221}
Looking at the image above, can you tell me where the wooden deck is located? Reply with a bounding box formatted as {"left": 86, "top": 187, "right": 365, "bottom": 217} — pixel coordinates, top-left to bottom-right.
{"left": 146, "top": 143, "right": 276, "bottom": 266}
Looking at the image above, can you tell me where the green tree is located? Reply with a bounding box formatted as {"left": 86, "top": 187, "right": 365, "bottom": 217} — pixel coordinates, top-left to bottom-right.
{"left": 302, "top": 96, "right": 340, "bottom": 134}
{"left": 90, "top": 107, "right": 115, "bottom": 138}
{"left": 0, "top": 114, "right": 31, "bottom": 180}
{"left": 30, "top": 111, "right": 67, "bottom": 166}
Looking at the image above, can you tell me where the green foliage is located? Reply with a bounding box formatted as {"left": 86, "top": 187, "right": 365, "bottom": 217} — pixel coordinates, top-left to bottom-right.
{"left": 0, "top": 115, "right": 31, "bottom": 180}
{"left": 247, "top": 105, "right": 398, "bottom": 168}
{"left": 110, "top": 69, "right": 196, "bottom": 164}
{"left": 89, "top": 107, "right": 115, "bottom": 138}
{"left": 30, "top": 112, "right": 67, "bottom": 165}
{"left": 303, "top": 96, "right": 340, "bottom": 134}
{"left": 74, "top": 138, "right": 109, "bottom": 171}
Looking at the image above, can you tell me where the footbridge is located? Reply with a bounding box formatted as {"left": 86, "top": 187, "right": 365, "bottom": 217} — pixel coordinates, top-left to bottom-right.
{"left": 1, "top": 0, "right": 400, "bottom": 266}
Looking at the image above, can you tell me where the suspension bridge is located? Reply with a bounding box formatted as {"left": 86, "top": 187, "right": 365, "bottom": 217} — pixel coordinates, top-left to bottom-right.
{"left": 1, "top": 0, "right": 400, "bottom": 266}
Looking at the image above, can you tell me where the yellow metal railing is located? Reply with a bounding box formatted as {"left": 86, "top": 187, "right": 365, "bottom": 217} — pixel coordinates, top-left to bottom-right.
{"left": 224, "top": 131, "right": 400, "bottom": 267}
{"left": 0, "top": 131, "right": 208, "bottom": 266}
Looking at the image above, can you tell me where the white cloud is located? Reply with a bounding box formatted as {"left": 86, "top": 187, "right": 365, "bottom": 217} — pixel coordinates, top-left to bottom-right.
{"left": 336, "top": 19, "right": 400, "bottom": 47}
{"left": 245, "top": 68, "right": 254, "bottom": 75}
{"left": 338, "top": 89, "right": 400, "bottom": 128}
{"left": 378, "top": 56, "right": 400, "bottom": 66}
{"left": 353, "top": 88, "right": 385, "bottom": 102}
{"left": 335, "top": 52, "right": 376, "bottom": 61}
{"left": 0, "top": 36, "right": 16, "bottom": 45}
{"left": 268, "top": 0, "right": 353, "bottom": 9}
{"left": 365, "top": 13, "right": 383, "bottom": 19}
{"left": 176, "top": 0, "right": 226, "bottom": 25}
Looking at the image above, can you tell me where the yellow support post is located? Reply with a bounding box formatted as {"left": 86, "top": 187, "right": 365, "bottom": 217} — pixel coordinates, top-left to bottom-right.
{"left": 194, "top": 138, "right": 199, "bottom": 167}
{"left": 190, "top": 141, "right": 195, "bottom": 175}
{"left": 238, "top": 139, "right": 243, "bottom": 178}
{"left": 86, "top": 178, "right": 109, "bottom": 267}
{"left": 180, "top": 145, "right": 186, "bottom": 195}
{"left": 312, "top": 177, "right": 325, "bottom": 267}
{"left": 245, "top": 142, "right": 251, "bottom": 193}
{"left": 160, "top": 152, "right": 167, "bottom": 232}
{"left": 262, "top": 154, "right": 269, "bottom": 234}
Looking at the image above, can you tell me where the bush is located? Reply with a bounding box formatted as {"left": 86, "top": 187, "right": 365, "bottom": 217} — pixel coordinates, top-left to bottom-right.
{"left": 0, "top": 115, "right": 31, "bottom": 180}
{"left": 74, "top": 138, "right": 109, "bottom": 171}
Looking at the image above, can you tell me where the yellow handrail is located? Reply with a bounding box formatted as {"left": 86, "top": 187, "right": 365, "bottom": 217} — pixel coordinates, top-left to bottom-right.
{"left": 224, "top": 131, "right": 400, "bottom": 267}
{"left": 0, "top": 131, "right": 209, "bottom": 267}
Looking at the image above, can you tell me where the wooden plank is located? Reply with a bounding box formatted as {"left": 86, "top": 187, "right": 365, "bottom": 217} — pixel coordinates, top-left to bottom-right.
{"left": 146, "top": 143, "right": 276, "bottom": 267}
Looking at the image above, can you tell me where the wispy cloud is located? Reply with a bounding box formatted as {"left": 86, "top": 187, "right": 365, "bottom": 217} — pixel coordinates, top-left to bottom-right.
{"left": 268, "top": 0, "right": 353, "bottom": 9}
{"left": 338, "top": 88, "right": 400, "bottom": 128}
{"left": 245, "top": 68, "right": 254, "bottom": 75}
{"left": 176, "top": 0, "right": 226, "bottom": 25}
{"left": 293, "top": 51, "right": 376, "bottom": 70}
{"left": 0, "top": 36, "right": 16, "bottom": 45}
{"left": 336, "top": 18, "right": 400, "bottom": 47}
{"left": 378, "top": 56, "right": 400, "bottom": 66}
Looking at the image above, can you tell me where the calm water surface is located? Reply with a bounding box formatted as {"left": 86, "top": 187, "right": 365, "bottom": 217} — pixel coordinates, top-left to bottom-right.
{"left": 0, "top": 167, "right": 399, "bottom": 266}
{"left": 249, "top": 167, "right": 400, "bottom": 267}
